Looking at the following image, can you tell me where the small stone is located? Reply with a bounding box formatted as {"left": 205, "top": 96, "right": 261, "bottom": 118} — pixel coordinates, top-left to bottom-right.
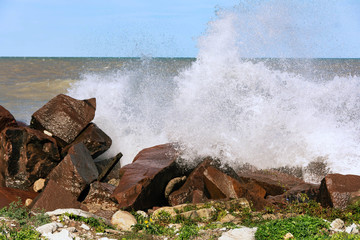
{"left": 44, "top": 130, "right": 53, "bottom": 137}
{"left": 33, "top": 178, "right": 46, "bottom": 192}
{"left": 67, "top": 227, "right": 77, "bottom": 233}
{"left": 25, "top": 198, "right": 32, "bottom": 207}
{"left": 345, "top": 223, "right": 359, "bottom": 234}
{"left": 108, "top": 179, "right": 120, "bottom": 186}
{"left": 80, "top": 223, "right": 90, "bottom": 230}
{"left": 284, "top": 232, "right": 294, "bottom": 239}
{"left": 36, "top": 222, "right": 60, "bottom": 235}
{"left": 330, "top": 218, "right": 345, "bottom": 232}
{"left": 111, "top": 210, "right": 137, "bottom": 231}
{"left": 136, "top": 210, "right": 148, "bottom": 219}
{"left": 220, "top": 214, "right": 236, "bottom": 223}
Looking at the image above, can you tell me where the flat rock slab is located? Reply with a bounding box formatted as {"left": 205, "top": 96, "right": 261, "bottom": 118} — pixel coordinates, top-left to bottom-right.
{"left": 30, "top": 94, "right": 96, "bottom": 146}
{"left": 111, "top": 143, "right": 181, "bottom": 210}
{"left": 0, "top": 105, "right": 17, "bottom": 132}
{"left": 318, "top": 173, "right": 360, "bottom": 209}
{"left": 0, "top": 126, "right": 60, "bottom": 190}
{"left": 0, "top": 187, "right": 38, "bottom": 209}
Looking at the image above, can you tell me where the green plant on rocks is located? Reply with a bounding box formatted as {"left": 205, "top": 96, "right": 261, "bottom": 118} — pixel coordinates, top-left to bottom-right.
{"left": 61, "top": 212, "right": 111, "bottom": 233}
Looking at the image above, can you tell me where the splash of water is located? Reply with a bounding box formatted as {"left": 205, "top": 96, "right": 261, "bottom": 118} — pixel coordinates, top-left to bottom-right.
{"left": 67, "top": 3, "right": 360, "bottom": 180}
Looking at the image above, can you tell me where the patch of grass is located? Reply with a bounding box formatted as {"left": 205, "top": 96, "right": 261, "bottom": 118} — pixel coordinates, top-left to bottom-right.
{"left": 0, "top": 223, "right": 41, "bottom": 240}
{"left": 0, "top": 200, "right": 50, "bottom": 227}
{"left": 255, "top": 215, "right": 330, "bottom": 240}
{"left": 62, "top": 213, "right": 112, "bottom": 233}
{"left": 176, "top": 224, "right": 199, "bottom": 240}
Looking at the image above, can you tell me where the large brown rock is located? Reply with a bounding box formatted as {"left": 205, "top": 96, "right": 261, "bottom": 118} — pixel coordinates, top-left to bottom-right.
{"left": 30, "top": 143, "right": 98, "bottom": 212}
{"left": 169, "top": 158, "right": 269, "bottom": 210}
{"left": 111, "top": 143, "right": 182, "bottom": 210}
{"left": 237, "top": 169, "right": 306, "bottom": 196}
{"left": 30, "top": 94, "right": 96, "bottom": 147}
{"left": 0, "top": 187, "right": 38, "bottom": 209}
{"left": 0, "top": 105, "right": 17, "bottom": 132}
{"left": 61, "top": 123, "right": 112, "bottom": 159}
{"left": 318, "top": 174, "right": 360, "bottom": 209}
{"left": 0, "top": 126, "right": 60, "bottom": 190}
{"left": 30, "top": 179, "right": 81, "bottom": 212}
{"left": 46, "top": 143, "right": 99, "bottom": 198}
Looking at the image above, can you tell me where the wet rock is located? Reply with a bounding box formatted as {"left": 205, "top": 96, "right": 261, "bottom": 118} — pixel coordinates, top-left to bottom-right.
{"left": 0, "top": 126, "right": 60, "bottom": 189}
{"left": 267, "top": 183, "right": 320, "bottom": 208}
{"left": 318, "top": 173, "right": 360, "bottom": 209}
{"left": 168, "top": 158, "right": 213, "bottom": 206}
{"left": 46, "top": 143, "right": 98, "bottom": 198}
{"left": 111, "top": 143, "right": 182, "bottom": 210}
{"left": 61, "top": 123, "right": 112, "bottom": 159}
{"left": 237, "top": 169, "right": 305, "bottom": 197}
{"left": 169, "top": 159, "right": 268, "bottom": 210}
{"left": 0, "top": 187, "right": 38, "bottom": 209}
{"left": 111, "top": 210, "right": 137, "bottom": 231}
{"left": 30, "top": 94, "right": 96, "bottom": 147}
{"left": 0, "top": 105, "right": 17, "bottom": 132}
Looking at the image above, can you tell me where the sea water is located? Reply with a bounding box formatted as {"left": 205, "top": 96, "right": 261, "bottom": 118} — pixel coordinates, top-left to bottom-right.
{"left": 1, "top": 4, "right": 360, "bottom": 182}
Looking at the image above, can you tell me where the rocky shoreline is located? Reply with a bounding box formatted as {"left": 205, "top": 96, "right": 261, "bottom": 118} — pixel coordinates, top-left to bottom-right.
{"left": 1, "top": 94, "right": 360, "bottom": 239}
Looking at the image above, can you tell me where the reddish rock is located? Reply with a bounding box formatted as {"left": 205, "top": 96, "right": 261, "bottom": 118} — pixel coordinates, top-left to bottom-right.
{"left": 46, "top": 143, "right": 98, "bottom": 198}
{"left": 30, "top": 179, "right": 81, "bottom": 212}
{"left": 61, "top": 123, "right": 112, "bottom": 159}
{"left": 0, "top": 126, "right": 60, "bottom": 190}
{"left": 318, "top": 174, "right": 360, "bottom": 209}
{"left": 81, "top": 181, "right": 118, "bottom": 220}
{"left": 96, "top": 152, "right": 122, "bottom": 182}
{"left": 169, "top": 159, "right": 269, "bottom": 210}
{"left": 169, "top": 159, "right": 212, "bottom": 206}
{"left": 0, "top": 187, "right": 38, "bottom": 209}
{"left": 0, "top": 105, "right": 17, "bottom": 132}
{"left": 237, "top": 169, "right": 306, "bottom": 196}
{"left": 30, "top": 94, "right": 96, "bottom": 147}
{"left": 111, "top": 143, "right": 181, "bottom": 210}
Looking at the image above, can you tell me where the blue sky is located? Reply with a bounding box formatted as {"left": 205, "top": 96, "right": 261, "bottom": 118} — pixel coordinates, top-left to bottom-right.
{"left": 0, "top": 0, "right": 359, "bottom": 57}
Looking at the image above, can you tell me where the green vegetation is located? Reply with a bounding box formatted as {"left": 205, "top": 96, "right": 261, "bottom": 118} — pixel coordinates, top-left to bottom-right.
{"left": 61, "top": 212, "right": 112, "bottom": 232}
{"left": 255, "top": 215, "right": 330, "bottom": 239}
{"left": 0, "top": 200, "right": 50, "bottom": 240}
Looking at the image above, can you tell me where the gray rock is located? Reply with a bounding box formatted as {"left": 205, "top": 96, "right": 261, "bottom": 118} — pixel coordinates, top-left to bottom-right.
{"left": 36, "top": 222, "right": 62, "bottom": 234}
{"left": 330, "top": 218, "right": 345, "bottom": 232}
{"left": 218, "top": 227, "right": 258, "bottom": 240}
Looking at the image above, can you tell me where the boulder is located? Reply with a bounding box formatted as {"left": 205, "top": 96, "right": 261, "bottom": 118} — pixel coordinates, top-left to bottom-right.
{"left": 111, "top": 210, "right": 137, "bottom": 231}
{"left": 0, "top": 105, "right": 17, "bottom": 132}
{"left": 0, "top": 187, "right": 38, "bottom": 209}
{"left": 168, "top": 158, "right": 212, "bottom": 206}
{"left": 0, "top": 126, "right": 60, "bottom": 190}
{"left": 111, "top": 143, "right": 182, "bottom": 210}
{"left": 318, "top": 174, "right": 360, "bottom": 209}
{"left": 169, "top": 159, "right": 268, "bottom": 210}
{"left": 30, "top": 94, "right": 96, "bottom": 147}
{"left": 61, "top": 123, "right": 112, "bottom": 159}
{"left": 46, "top": 143, "right": 98, "bottom": 198}
{"left": 237, "top": 169, "right": 306, "bottom": 197}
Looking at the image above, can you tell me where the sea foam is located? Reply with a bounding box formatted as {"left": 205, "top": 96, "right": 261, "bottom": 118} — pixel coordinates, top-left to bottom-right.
{"left": 67, "top": 4, "right": 360, "bottom": 180}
